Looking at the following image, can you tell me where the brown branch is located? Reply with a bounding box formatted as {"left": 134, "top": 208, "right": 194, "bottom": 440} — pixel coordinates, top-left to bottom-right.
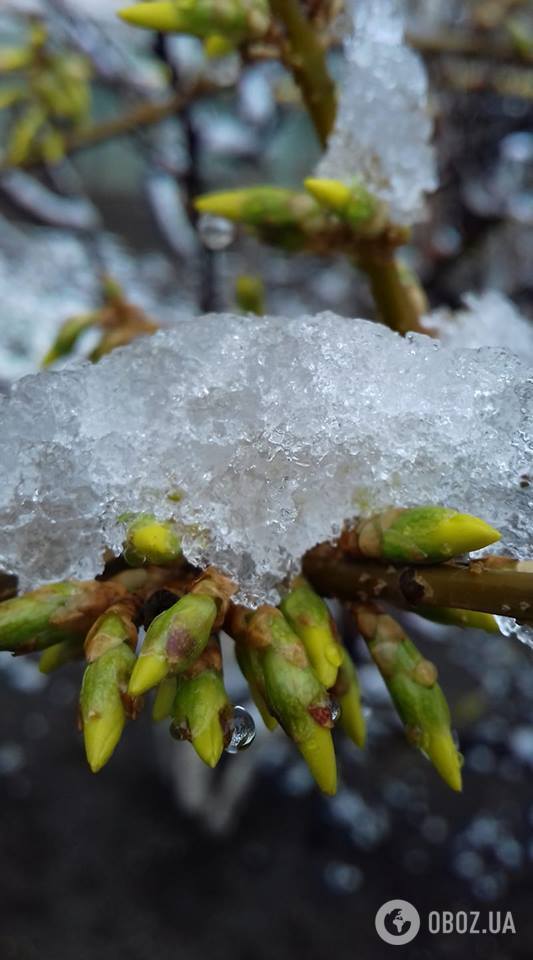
{"left": 268, "top": 0, "right": 337, "bottom": 146}
{"left": 1, "top": 85, "right": 211, "bottom": 172}
{"left": 407, "top": 28, "right": 533, "bottom": 67}
{"left": 303, "top": 545, "right": 533, "bottom": 620}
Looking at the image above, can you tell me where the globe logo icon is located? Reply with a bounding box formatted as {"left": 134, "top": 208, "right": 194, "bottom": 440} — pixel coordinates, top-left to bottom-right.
{"left": 375, "top": 900, "right": 421, "bottom": 945}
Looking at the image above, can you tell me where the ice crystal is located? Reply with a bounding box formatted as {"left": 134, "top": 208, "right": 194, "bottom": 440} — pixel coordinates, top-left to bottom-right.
{"left": 1, "top": 312, "right": 532, "bottom": 604}
{"left": 426, "top": 291, "right": 533, "bottom": 364}
{"left": 318, "top": 0, "right": 437, "bottom": 224}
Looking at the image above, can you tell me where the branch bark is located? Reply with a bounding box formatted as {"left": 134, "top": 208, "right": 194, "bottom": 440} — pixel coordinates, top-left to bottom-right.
{"left": 268, "top": 0, "right": 337, "bottom": 146}
{"left": 303, "top": 545, "right": 533, "bottom": 620}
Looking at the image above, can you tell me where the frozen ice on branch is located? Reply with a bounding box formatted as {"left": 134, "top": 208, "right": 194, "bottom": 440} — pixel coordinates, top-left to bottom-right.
{"left": 317, "top": 0, "right": 437, "bottom": 224}
{"left": 0, "top": 313, "right": 532, "bottom": 603}
{"left": 426, "top": 291, "right": 533, "bottom": 364}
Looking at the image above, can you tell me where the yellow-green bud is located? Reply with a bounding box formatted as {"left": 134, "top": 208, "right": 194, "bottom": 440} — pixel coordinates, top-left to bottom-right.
{"left": 80, "top": 644, "right": 137, "bottom": 773}
{"left": 354, "top": 604, "right": 462, "bottom": 791}
{"left": 118, "top": 0, "right": 270, "bottom": 42}
{"left": 341, "top": 506, "right": 500, "bottom": 564}
{"left": 304, "top": 177, "right": 387, "bottom": 236}
{"left": 280, "top": 577, "right": 343, "bottom": 689}
{"left": 332, "top": 648, "right": 366, "bottom": 748}
{"left": 235, "top": 274, "right": 265, "bottom": 315}
{"left": 43, "top": 313, "right": 96, "bottom": 367}
{"left": 171, "top": 639, "right": 231, "bottom": 767}
{"left": 121, "top": 513, "right": 183, "bottom": 567}
{"left": 128, "top": 593, "right": 216, "bottom": 696}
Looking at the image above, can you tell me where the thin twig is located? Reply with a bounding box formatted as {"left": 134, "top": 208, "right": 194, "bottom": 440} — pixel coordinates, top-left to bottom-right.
{"left": 0, "top": 87, "right": 210, "bottom": 172}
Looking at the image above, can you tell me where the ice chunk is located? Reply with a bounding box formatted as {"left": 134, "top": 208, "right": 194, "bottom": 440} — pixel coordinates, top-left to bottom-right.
{"left": 0, "top": 311, "right": 532, "bottom": 604}
{"left": 426, "top": 291, "right": 533, "bottom": 364}
{"left": 318, "top": 0, "right": 437, "bottom": 224}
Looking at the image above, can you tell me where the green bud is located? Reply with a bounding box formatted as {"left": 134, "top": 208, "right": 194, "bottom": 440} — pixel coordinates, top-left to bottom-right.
{"left": 128, "top": 593, "right": 216, "bottom": 696}
{"left": 0, "top": 47, "right": 32, "bottom": 72}
{"left": 250, "top": 607, "right": 337, "bottom": 795}
{"left": 0, "top": 580, "right": 124, "bottom": 653}
{"left": 304, "top": 177, "right": 387, "bottom": 236}
{"left": 0, "top": 86, "right": 25, "bottom": 110}
{"left": 415, "top": 606, "right": 501, "bottom": 634}
{"left": 43, "top": 313, "right": 97, "bottom": 366}
{"left": 171, "top": 639, "right": 231, "bottom": 767}
{"left": 122, "top": 513, "right": 183, "bottom": 567}
{"left": 343, "top": 506, "right": 501, "bottom": 564}
{"left": 7, "top": 104, "right": 45, "bottom": 165}
{"left": 118, "top": 0, "right": 270, "bottom": 41}
{"left": 235, "top": 274, "right": 265, "bottom": 316}
{"left": 332, "top": 649, "right": 366, "bottom": 748}
{"left": 235, "top": 643, "right": 277, "bottom": 731}
{"left": 354, "top": 605, "right": 462, "bottom": 791}
{"left": 152, "top": 677, "right": 178, "bottom": 722}
{"left": 195, "top": 187, "right": 321, "bottom": 229}
{"left": 84, "top": 600, "right": 139, "bottom": 662}
{"left": 280, "top": 577, "right": 343, "bottom": 688}
{"left": 39, "top": 636, "right": 84, "bottom": 674}
{"left": 80, "top": 644, "right": 137, "bottom": 773}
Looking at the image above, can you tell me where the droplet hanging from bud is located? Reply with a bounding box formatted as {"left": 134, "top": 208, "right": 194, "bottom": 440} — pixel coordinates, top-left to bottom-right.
{"left": 225, "top": 704, "right": 256, "bottom": 753}
{"left": 329, "top": 698, "right": 341, "bottom": 725}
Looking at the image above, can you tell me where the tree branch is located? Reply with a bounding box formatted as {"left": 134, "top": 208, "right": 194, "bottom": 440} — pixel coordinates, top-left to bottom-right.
{"left": 303, "top": 545, "right": 533, "bottom": 620}
{"left": 268, "top": 0, "right": 337, "bottom": 146}
{"left": 0, "top": 86, "right": 209, "bottom": 172}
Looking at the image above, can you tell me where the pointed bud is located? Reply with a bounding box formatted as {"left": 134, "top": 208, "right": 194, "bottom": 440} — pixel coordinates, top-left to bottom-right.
{"left": 7, "top": 104, "right": 45, "bottom": 165}
{"left": 341, "top": 506, "right": 501, "bottom": 564}
{"left": 353, "top": 604, "right": 462, "bottom": 791}
{"left": 280, "top": 577, "right": 342, "bottom": 689}
{"left": 235, "top": 274, "right": 265, "bottom": 316}
{"left": 235, "top": 643, "right": 277, "bottom": 731}
{"left": 304, "top": 177, "right": 387, "bottom": 236}
{"left": 331, "top": 649, "right": 366, "bottom": 748}
{"left": 118, "top": 0, "right": 270, "bottom": 41}
{"left": 195, "top": 187, "right": 319, "bottom": 228}
{"left": 152, "top": 676, "right": 177, "bottom": 722}
{"left": 121, "top": 513, "right": 183, "bottom": 567}
{"left": 0, "top": 86, "right": 25, "bottom": 110}
{"left": 414, "top": 606, "right": 501, "bottom": 634}
{"left": 80, "top": 644, "right": 137, "bottom": 773}
{"left": 204, "top": 34, "right": 235, "bottom": 58}
{"left": 250, "top": 607, "right": 338, "bottom": 794}
{"left": 423, "top": 728, "right": 463, "bottom": 794}
{"left": 0, "top": 47, "right": 32, "bottom": 72}
{"left": 128, "top": 593, "right": 216, "bottom": 696}
{"left": 39, "top": 636, "right": 84, "bottom": 674}
{"left": 297, "top": 722, "right": 337, "bottom": 796}
{"left": 171, "top": 638, "right": 231, "bottom": 767}
{"left": 43, "top": 313, "right": 97, "bottom": 367}
{"left": 0, "top": 580, "right": 126, "bottom": 653}
{"left": 84, "top": 599, "right": 139, "bottom": 663}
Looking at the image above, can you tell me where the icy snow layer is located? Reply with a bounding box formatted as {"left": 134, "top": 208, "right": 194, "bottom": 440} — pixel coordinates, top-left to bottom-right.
{"left": 1, "top": 312, "right": 532, "bottom": 604}
{"left": 426, "top": 292, "right": 533, "bottom": 365}
{"left": 318, "top": 0, "right": 437, "bottom": 224}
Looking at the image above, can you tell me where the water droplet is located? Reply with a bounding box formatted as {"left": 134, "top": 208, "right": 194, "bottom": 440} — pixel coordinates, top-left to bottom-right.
{"left": 329, "top": 698, "right": 341, "bottom": 724}
{"left": 225, "top": 705, "right": 256, "bottom": 754}
{"left": 197, "top": 214, "right": 235, "bottom": 251}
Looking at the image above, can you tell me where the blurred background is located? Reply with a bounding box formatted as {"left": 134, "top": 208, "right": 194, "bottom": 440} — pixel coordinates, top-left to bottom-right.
{"left": 1, "top": 1, "right": 533, "bottom": 958}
